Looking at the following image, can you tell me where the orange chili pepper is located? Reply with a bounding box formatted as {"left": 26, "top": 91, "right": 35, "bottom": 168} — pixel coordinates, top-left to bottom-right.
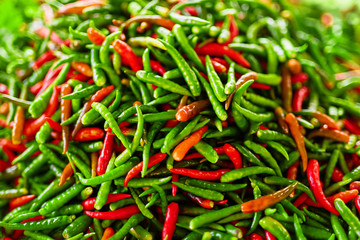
{"left": 175, "top": 100, "right": 210, "bottom": 122}
{"left": 71, "top": 61, "right": 93, "bottom": 77}
{"left": 285, "top": 113, "right": 308, "bottom": 171}
{"left": 59, "top": 162, "right": 74, "bottom": 187}
{"left": 101, "top": 227, "right": 115, "bottom": 240}
{"left": 61, "top": 84, "right": 72, "bottom": 154}
{"left": 12, "top": 106, "right": 25, "bottom": 145}
{"left": 274, "top": 107, "right": 289, "bottom": 134}
{"left": 281, "top": 66, "right": 292, "bottom": 113}
{"left": 9, "top": 195, "right": 36, "bottom": 210}
{"left": 311, "top": 111, "right": 340, "bottom": 130}
{"left": 241, "top": 182, "right": 298, "bottom": 213}
{"left": 87, "top": 27, "right": 106, "bottom": 45}
{"left": 307, "top": 129, "right": 350, "bottom": 143}
{"left": 176, "top": 95, "right": 188, "bottom": 111}
{"left": 287, "top": 161, "right": 299, "bottom": 198}
{"left": 172, "top": 125, "right": 208, "bottom": 161}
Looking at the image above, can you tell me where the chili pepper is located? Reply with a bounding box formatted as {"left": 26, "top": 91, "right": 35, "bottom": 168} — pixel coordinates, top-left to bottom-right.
{"left": 175, "top": 100, "right": 210, "bottom": 122}
{"left": 292, "top": 86, "right": 310, "bottom": 112}
{"left": 57, "top": 0, "right": 106, "bottom": 15}
{"left": 221, "top": 166, "right": 276, "bottom": 183}
{"left": 241, "top": 183, "right": 297, "bottom": 213}
{"left": 281, "top": 66, "right": 292, "bottom": 113}
{"left": 285, "top": 113, "right": 308, "bottom": 171}
{"left": 124, "top": 153, "right": 167, "bottom": 187}
{"left": 9, "top": 195, "right": 35, "bottom": 211}
{"left": 59, "top": 162, "right": 74, "bottom": 187}
{"left": 259, "top": 216, "right": 291, "bottom": 240}
{"left": 73, "top": 127, "right": 104, "bottom": 141}
{"left": 32, "top": 51, "right": 56, "bottom": 71}
{"left": 72, "top": 85, "right": 114, "bottom": 138}
{"left": 334, "top": 198, "right": 360, "bottom": 237}
{"left": 87, "top": 27, "right": 106, "bottom": 45}
{"left": 307, "top": 159, "right": 339, "bottom": 215}
{"left": 162, "top": 202, "right": 179, "bottom": 240}
{"left": 195, "top": 43, "right": 250, "bottom": 68}
{"left": 172, "top": 125, "right": 208, "bottom": 161}
{"left": 124, "top": 15, "right": 175, "bottom": 30}
{"left": 96, "top": 129, "right": 114, "bottom": 176}
{"left": 84, "top": 205, "right": 140, "bottom": 220}
{"left": 344, "top": 119, "right": 360, "bottom": 135}
{"left": 296, "top": 110, "right": 340, "bottom": 130}
{"left": 169, "top": 168, "right": 230, "bottom": 181}
{"left": 59, "top": 84, "right": 71, "bottom": 154}
{"left": 112, "top": 39, "right": 142, "bottom": 72}
{"left": 308, "top": 129, "right": 350, "bottom": 142}
{"left": 205, "top": 55, "right": 227, "bottom": 102}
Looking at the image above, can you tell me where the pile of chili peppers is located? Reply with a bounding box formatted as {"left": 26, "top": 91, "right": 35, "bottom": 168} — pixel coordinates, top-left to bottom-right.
{"left": 1, "top": 0, "right": 360, "bottom": 239}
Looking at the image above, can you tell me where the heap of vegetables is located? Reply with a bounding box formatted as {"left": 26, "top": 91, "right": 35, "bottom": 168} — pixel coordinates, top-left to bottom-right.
{"left": 0, "top": 0, "right": 360, "bottom": 239}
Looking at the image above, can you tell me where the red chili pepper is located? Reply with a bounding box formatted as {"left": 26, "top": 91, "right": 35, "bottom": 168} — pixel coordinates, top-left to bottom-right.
{"left": 175, "top": 100, "right": 210, "bottom": 122}
{"left": 214, "top": 200, "right": 228, "bottom": 205}
{"left": 285, "top": 113, "right": 308, "bottom": 171}
{"left": 287, "top": 161, "right": 299, "bottom": 198}
{"left": 198, "top": 55, "right": 227, "bottom": 73}
{"left": 84, "top": 205, "right": 140, "bottom": 219}
{"left": 73, "top": 127, "right": 105, "bottom": 141}
{"left": 32, "top": 50, "right": 56, "bottom": 70}
{"left": 81, "top": 193, "right": 131, "bottom": 210}
{"left": 0, "top": 139, "right": 26, "bottom": 152}
{"left": 162, "top": 202, "right": 179, "bottom": 240}
{"left": 184, "top": 146, "right": 225, "bottom": 160}
{"left": 184, "top": 6, "right": 197, "bottom": 16}
{"left": 71, "top": 61, "right": 93, "bottom": 77}
{"left": 124, "top": 153, "right": 167, "bottom": 187}
{"left": 307, "top": 159, "right": 339, "bottom": 215}
{"left": 87, "top": 27, "right": 106, "bottom": 45}
{"left": 30, "top": 81, "right": 43, "bottom": 95}
{"left": 350, "top": 181, "right": 360, "bottom": 191}
{"left": 101, "top": 227, "right": 115, "bottom": 240}
{"left": 293, "top": 192, "right": 309, "bottom": 208}
{"left": 274, "top": 107, "right": 288, "bottom": 134}
{"left": 327, "top": 189, "right": 358, "bottom": 205}
{"left": 265, "top": 231, "right": 277, "bottom": 240}
{"left": 331, "top": 167, "right": 344, "bottom": 182}
{"left": 355, "top": 195, "right": 360, "bottom": 215}
{"left": 172, "top": 174, "right": 179, "bottom": 197}
{"left": 344, "top": 119, "right": 360, "bottom": 135}
{"left": 173, "top": 126, "right": 208, "bottom": 161}
{"left": 224, "top": 14, "right": 239, "bottom": 45}
{"left": 9, "top": 195, "right": 35, "bottom": 211}
{"left": 37, "top": 65, "right": 64, "bottom": 97}
{"left": 292, "top": 86, "right": 310, "bottom": 112}
{"left": 45, "top": 117, "right": 62, "bottom": 132}
{"left": 57, "top": 0, "right": 106, "bottom": 15}
{"left": 35, "top": 26, "right": 64, "bottom": 47}
{"left": 97, "top": 129, "right": 114, "bottom": 176}
{"left": 41, "top": 4, "right": 54, "bottom": 25}
{"left": 61, "top": 84, "right": 72, "bottom": 153}
{"left": 223, "top": 143, "right": 242, "bottom": 169}
{"left": 0, "top": 84, "right": 9, "bottom": 94}
{"left": 250, "top": 233, "right": 264, "bottom": 240}
{"left": 113, "top": 39, "right": 142, "bottom": 72}
{"left": 72, "top": 85, "right": 114, "bottom": 138}
{"left": 308, "top": 129, "right": 350, "bottom": 142}
{"left": 59, "top": 162, "right": 74, "bottom": 187}
{"left": 195, "top": 43, "right": 250, "bottom": 68}
{"left": 291, "top": 72, "right": 308, "bottom": 84}
{"left": 250, "top": 82, "right": 271, "bottom": 90}
{"left": 121, "top": 56, "right": 166, "bottom": 75}
{"left": 169, "top": 168, "right": 230, "bottom": 181}
{"left": 183, "top": 191, "right": 214, "bottom": 209}
{"left": 22, "top": 215, "right": 45, "bottom": 223}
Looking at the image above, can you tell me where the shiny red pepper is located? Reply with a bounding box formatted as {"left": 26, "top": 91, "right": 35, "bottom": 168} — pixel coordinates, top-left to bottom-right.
{"left": 355, "top": 195, "right": 360, "bottom": 215}
{"left": 224, "top": 143, "right": 242, "bottom": 169}
{"left": 183, "top": 147, "right": 225, "bottom": 160}
{"left": 331, "top": 167, "right": 344, "bottom": 182}
{"left": 81, "top": 193, "right": 131, "bottom": 210}
{"left": 32, "top": 51, "right": 56, "bottom": 70}
{"left": 290, "top": 72, "right": 308, "bottom": 84}
{"left": 84, "top": 205, "right": 140, "bottom": 219}
{"left": 113, "top": 39, "right": 142, "bottom": 71}
{"left": 265, "top": 231, "right": 277, "bottom": 240}
{"left": 87, "top": 27, "right": 106, "bottom": 45}
{"left": 292, "top": 86, "right": 310, "bottom": 112}
{"left": 176, "top": 100, "right": 210, "bottom": 122}
{"left": 97, "top": 128, "right": 114, "bottom": 176}
{"left": 162, "top": 202, "right": 179, "bottom": 240}
{"left": 169, "top": 168, "right": 230, "bottom": 181}
{"left": 73, "top": 128, "right": 105, "bottom": 141}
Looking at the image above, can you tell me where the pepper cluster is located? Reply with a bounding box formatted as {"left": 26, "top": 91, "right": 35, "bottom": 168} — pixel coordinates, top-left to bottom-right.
{"left": 1, "top": 0, "right": 360, "bottom": 239}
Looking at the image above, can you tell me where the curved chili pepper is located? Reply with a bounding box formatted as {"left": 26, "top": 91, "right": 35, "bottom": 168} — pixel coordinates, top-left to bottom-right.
{"left": 12, "top": 106, "right": 25, "bottom": 145}
{"left": 292, "top": 86, "right": 310, "bottom": 112}
{"left": 59, "top": 162, "right": 74, "bottom": 187}
{"left": 169, "top": 168, "right": 230, "bottom": 181}
{"left": 274, "top": 107, "right": 289, "bottom": 134}
{"left": 344, "top": 119, "right": 360, "bottom": 135}
{"left": 183, "top": 191, "right": 214, "bottom": 209}
{"left": 61, "top": 84, "right": 72, "bottom": 154}
{"left": 241, "top": 182, "right": 298, "bottom": 213}
{"left": 72, "top": 85, "right": 114, "bottom": 138}
{"left": 281, "top": 66, "right": 292, "bottom": 112}
{"left": 113, "top": 39, "right": 142, "bottom": 72}
{"left": 327, "top": 189, "right": 358, "bottom": 205}
{"left": 123, "top": 15, "right": 175, "bottom": 30}
{"left": 162, "top": 202, "right": 179, "bottom": 240}
{"left": 45, "top": 117, "right": 62, "bottom": 132}
{"left": 101, "top": 227, "right": 115, "bottom": 240}
{"left": 35, "top": 26, "right": 64, "bottom": 47}
{"left": 287, "top": 161, "right": 299, "bottom": 197}
{"left": 307, "top": 159, "right": 339, "bottom": 215}
{"left": 124, "top": 153, "right": 167, "bottom": 187}
{"left": 195, "top": 43, "right": 250, "bottom": 68}
{"left": 198, "top": 55, "right": 227, "bottom": 73}
{"left": 331, "top": 167, "right": 344, "bottom": 182}
{"left": 307, "top": 129, "right": 350, "bottom": 142}
{"left": 81, "top": 193, "right": 131, "bottom": 210}
{"left": 175, "top": 100, "right": 210, "bottom": 122}
{"left": 97, "top": 129, "right": 114, "bottom": 176}
{"left": 87, "top": 27, "right": 106, "bottom": 45}
{"left": 285, "top": 113, "right": 308, "bottom": 171}
{"left": 32, "top": 51, "right": 56, "bottom": 71}
{"left": 223, "top": 143, "right": 242, "bottom": 169}
{"left": 290, "top": 72, "right": 308, "bottom": 84}
{"left": 84, "top": 205, "right": 140, "bottom": 219}
{"left": 265, "top": 230, "right": 277, "bottom": 240}
{"left": 57, "top": 0, "right": 106, "bottom": 16}
{"left": 355, "top": 195, "right": 360, "bottom": 215}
